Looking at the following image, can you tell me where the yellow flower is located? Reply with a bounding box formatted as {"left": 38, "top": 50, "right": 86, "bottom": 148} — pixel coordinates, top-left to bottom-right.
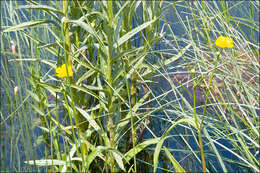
{"left": 90, "top": 21, "right": 95, "bottom": 28}
{"left": 224, "top": 37, "right": 234, "bottom": 48}
{"left": 215, "top": 36, "right": 234, "bottom": 48}
{"left": 56, "top": 64, "right": 73, "bottom": 78}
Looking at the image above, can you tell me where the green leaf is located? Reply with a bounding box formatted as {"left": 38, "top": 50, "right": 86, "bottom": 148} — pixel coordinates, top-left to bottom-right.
{"left": 116, "top": 90, "right": 151, "bottom": 133}
{"left": 24, "top": 159, "right": 66, "bottom": 166}
{"left": 124, "top": 138, "right": 160, "bottom": 162}
{"left": 3, "top": 20, "right": 60, "bottom": 32}
{"left": 80, "top": 138, "right": 108, "bottom": 163}
{"left": 49, "top": 116, "right": 72, "bottom": 136}
{"left": 61, "top": 144, "right": 77, "bottom": 172}
{"left": 21, "top": 31, "right": 58, "bottom": 56}
{"left": 85, "top": 146, "right": 109, "bottom": 170}
{"left": 38, "top": 82, "right": 61, "bottom": 93}
{"left": 8, "top": 58, "right": 56, "bottom": 69}
{"left": 153, "top": 136, "right": 167, "bottom": 173}
{"left": 142, "top": 43, "right": 192, "bottom": 77}
{"left": 126, "top": 54, "right": 146, "bottom": 79}
{"left": 33, "top": 135, "right": 44, "bottom": 148}
{"left": 26, "top": 89, "right": 40, "bottom": 102}
{"left": 111, "top": 46, "right": 144, "bottom": 64}
{"left": 37, "top": 126, "right": 50, "bottom": 133}
{"left": 16, "top": 5, "right": 64, "bottom": 21}
{"left": 114, "top": 18, "right": 157, "bottom": 48}
{"left": 76, "top": 69, "right": 96, "bottom": 85}
{"left": 76, "top": 107, "right": 109, "bottom": 145}
{"left": 112, "top": 1, "right": 131, "bottom": 25}
{"left": 71, "top": 84, "right": 106, "bottom": 104}
{"left": 72, "top": 55, "right": 103, "bottom": 75}
{"left": 84, "top": 146, "right": 126, "bottom": 171}
{"left": 203, "top": 128, "right": 227, "bottom": 172}
{"left": 68, "top": 19, "right": 105, "bottom": 48}
{"left": 31, "top": 104, "right": 45, "bottom": 117}
{"left": 153, "top": 117, "right": 196, "bottom": 173}
{"left": 40, "top": 59, "right": 57, "bottom": 69}
{"left": 16, "top": 5, "right": 64, "bottom": 15}
{"left": 76, "top": 107, "right": 101, "bottom": 132}
{"left": 112, "top": 151, "right": 126, "bottom": 171}
{"left": 164, "top": 146, "right": 186, "bottom": 172}
{"left": 164, "top": 43, "right": 192, "bottom": 66}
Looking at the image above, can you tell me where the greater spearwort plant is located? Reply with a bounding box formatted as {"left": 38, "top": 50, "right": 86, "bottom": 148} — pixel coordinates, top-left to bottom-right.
{"left": 1, "top": 1, "right": 259, "bottom": 172}
{"left": 194, "top": 35, "right": 235, "bottom": 173}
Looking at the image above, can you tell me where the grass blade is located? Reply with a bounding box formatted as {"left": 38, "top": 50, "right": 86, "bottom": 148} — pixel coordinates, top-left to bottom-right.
{"left": 164, "top": 146, "right": 186, "bottom": 172}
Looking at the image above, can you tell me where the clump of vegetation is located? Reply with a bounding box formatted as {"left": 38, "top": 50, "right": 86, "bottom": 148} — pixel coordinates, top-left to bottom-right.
{"left": 1, "top": 1, "right": 259, "bottom": 172}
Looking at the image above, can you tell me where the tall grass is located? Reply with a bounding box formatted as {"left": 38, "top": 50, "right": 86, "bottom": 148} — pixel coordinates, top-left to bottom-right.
{"left": 1, "top": 0, "right": 259, "bottom": 172}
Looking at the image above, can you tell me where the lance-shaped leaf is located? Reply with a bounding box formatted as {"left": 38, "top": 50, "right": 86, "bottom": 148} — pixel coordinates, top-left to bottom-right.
{"left": 3, "top": 20, "right": 60, "bottom": 32}
{"left": 153, "top": 117, "right": 196, "bottom": 173}
{"left": 76, "top": 107, "right": 109, "bottom": 145}
{"left": 25, "top": 159, "right": 66, "bottom": 166}
{"left": 124, "top": 138, "right": 160, "bottom": 162}
{"left": 68, "top": 19, "right": 105, "bottom": 48}
{"left": 84, "top": 146, "right": 125, "bottom": 171}
{"left": 16, "top": 5, "right": 64, "bottom": 21}
{"left": 113, "top": 18, "right": 157, "bottom": 48}
{"left": 164, "top": 146, "right": 186, "bottom": 173}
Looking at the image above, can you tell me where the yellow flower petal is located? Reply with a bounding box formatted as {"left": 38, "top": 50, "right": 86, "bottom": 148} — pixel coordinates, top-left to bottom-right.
{"left": 56, "top": 64, "right": 73, "bottom": 78}
{"left": 215, "top": 36, "right": 234, "bottom": 48}
{"left": 90, "top": 22, "right": 95, "bottom": 28}
{"left": 224, "top": 37, "right": 234, "bottom": 48}
{"left": 55, "top": 66, "right": 62, "bottom": 73}
{"left": 215, "top": 36, "right": 226, "bottom": 48}
{"left": 57, "top": 72, "right": 65, "bottom": 78}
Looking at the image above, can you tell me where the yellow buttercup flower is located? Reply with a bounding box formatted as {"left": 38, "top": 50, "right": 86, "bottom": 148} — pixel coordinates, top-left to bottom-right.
{"left": 90, "top": 21, "right": 95, "bottom": 28}
{"left": 56, "top": 64, "right": 73, "bottom": 78}
{"left": 215, "top": 36, "right": 234, "bottom": 48}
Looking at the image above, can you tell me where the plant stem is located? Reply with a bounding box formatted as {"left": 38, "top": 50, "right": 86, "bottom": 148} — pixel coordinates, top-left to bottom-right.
{"left": 62, "top": 0, "right": 88, "bottom": 161}
{"left": 193, "top": 86, "right": 207, "bottom": 173}
{"left": 200, "top": 50, "right": 223, "bottom": 128}
{"left": 107, "top": 1, "right": 115, "bottom": 171}
{"left": 193, "top": 50, "right": 222, "bottom": 173}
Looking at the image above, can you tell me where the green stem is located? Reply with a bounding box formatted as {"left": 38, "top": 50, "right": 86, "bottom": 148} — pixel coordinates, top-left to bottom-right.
{"left": 107, "top": 1, "right": 115, "bottom": 171}
{"left": 62, "top": 0, "right": 87, "bottom": 161}
{"left": 193, "top": 49, "right": 223, "bottom": 173}
{"left": 200, "top": 50, "right": 223, "bottom": 128}
{"left": 125, "top": 66, "right": 137, "bottom": 173}
{"left": 193, "top": 86, "right": 207, "bottom": 173}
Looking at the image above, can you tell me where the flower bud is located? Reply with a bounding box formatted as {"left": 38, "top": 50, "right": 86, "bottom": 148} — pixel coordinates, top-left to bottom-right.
{"left": 11, "top": 40, "right": 16, "bottom": 54}
{"left": 14, "top": 86, "right": 19, "bottom": 97}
